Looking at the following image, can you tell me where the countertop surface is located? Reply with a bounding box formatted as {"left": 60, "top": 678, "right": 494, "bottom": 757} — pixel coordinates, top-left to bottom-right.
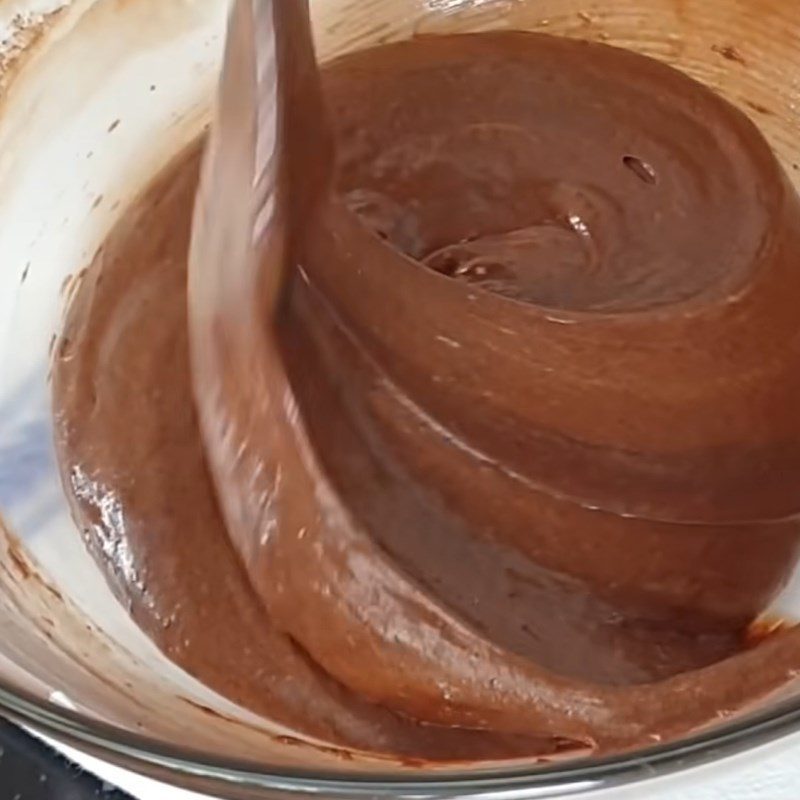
{"left": 0, "top": 720, "right": 130, "bottom": 800}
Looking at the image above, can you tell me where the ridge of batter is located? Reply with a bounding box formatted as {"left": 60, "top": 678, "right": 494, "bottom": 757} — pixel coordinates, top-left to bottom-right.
{"left": 55, "top": 33, "right": 800, "bottom": 761}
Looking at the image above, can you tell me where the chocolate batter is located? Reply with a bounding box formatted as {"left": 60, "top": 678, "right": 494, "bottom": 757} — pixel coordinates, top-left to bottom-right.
{"left": 55, "top": 31, "right": 800, "bottom": 761}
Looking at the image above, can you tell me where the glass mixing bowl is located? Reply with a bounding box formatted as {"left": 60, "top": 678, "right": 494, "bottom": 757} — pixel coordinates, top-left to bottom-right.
{"left": 2, "top": 0, "right": 800, "bottom": 796}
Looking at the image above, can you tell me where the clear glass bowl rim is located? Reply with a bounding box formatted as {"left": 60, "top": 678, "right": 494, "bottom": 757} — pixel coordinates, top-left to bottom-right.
{"left": 2, "top": 672, "right": 800, "bottom": 796}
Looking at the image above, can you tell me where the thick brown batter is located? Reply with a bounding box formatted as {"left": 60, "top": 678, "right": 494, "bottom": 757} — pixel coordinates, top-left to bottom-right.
{"left": 55, "top": 32, "right": 800, "bottom": 760}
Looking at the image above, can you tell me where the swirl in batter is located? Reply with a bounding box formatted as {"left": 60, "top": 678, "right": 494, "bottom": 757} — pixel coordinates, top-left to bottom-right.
{"left": 55, "top": 33, "right": 800, "bottom": 760}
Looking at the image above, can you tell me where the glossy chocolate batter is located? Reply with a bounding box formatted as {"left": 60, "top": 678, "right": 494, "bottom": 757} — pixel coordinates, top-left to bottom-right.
{"left": 55, "top": 31, "right": 800, "bottom": 760}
